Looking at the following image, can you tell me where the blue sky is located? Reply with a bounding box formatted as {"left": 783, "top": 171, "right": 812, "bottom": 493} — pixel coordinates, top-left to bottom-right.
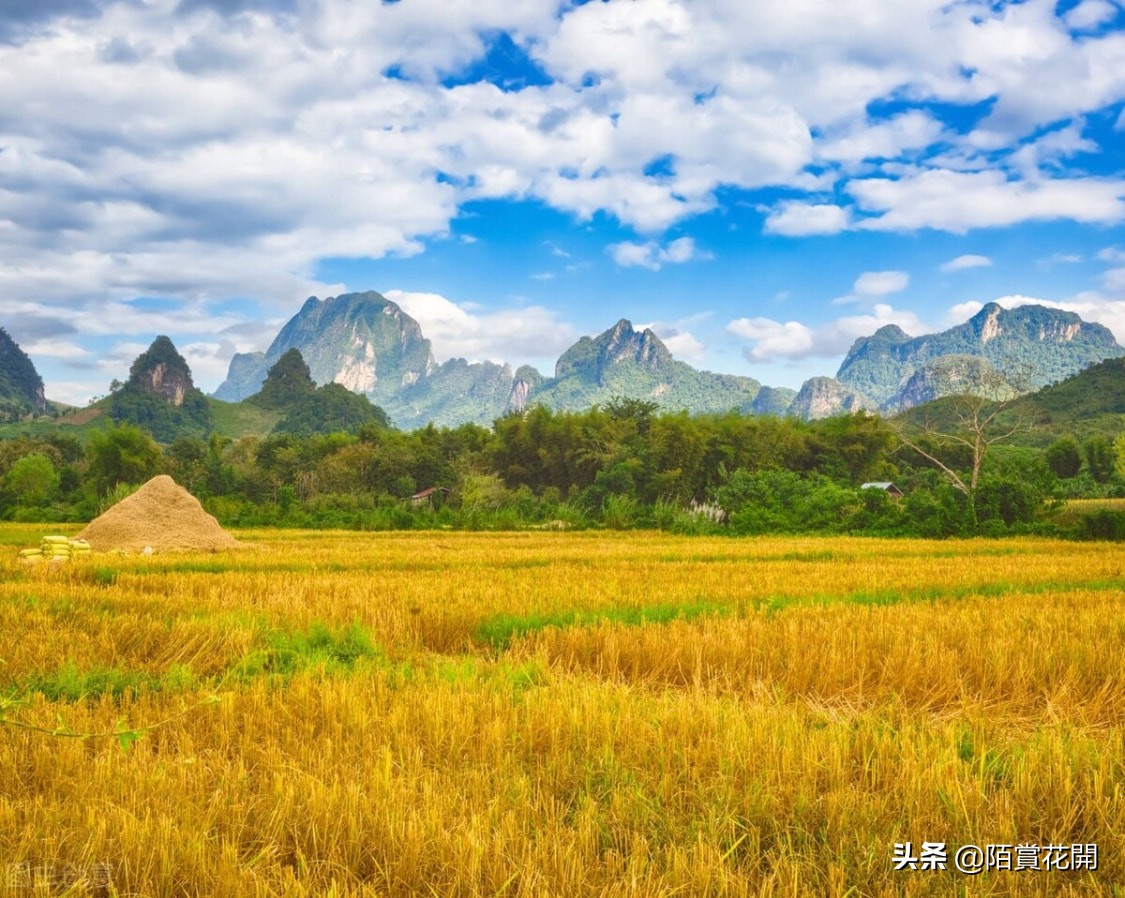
{"left": 1, "top": 0, "right": 1124, "bottom": 404}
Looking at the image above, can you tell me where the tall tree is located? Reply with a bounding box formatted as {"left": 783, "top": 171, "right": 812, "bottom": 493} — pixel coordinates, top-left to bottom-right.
{"left": 891, "top": 368, "right": 1030, "bottom": 528}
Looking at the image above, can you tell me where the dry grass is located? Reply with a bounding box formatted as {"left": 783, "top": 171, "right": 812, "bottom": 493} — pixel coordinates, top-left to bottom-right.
{"left": 0, "top": 529, "right": 1122, "bottom": 896}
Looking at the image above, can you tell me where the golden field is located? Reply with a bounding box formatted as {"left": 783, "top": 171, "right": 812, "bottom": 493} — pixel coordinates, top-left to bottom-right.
{"left": 0, "top": 525, "right": 1122, "bottom": 897}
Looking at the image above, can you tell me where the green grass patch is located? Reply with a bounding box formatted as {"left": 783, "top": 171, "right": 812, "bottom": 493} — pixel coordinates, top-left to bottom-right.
{"left": 478, "top": 575, "right": 1125, "bottom": 648}
{"left": 230, "top": 620, "right": 382, "bottom": 681}
{"left": 475, "top": 600, "right": 734, "bottom": 651}
{"left": 17, "top": 662, "right": 198, "bottom": 702}
{"left": 206, "top": 397, "right": 282, "bottom": 439}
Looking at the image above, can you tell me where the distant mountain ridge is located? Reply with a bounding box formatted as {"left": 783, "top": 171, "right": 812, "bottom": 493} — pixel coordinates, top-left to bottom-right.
{"left": 214, "top": 294, "right": 782, "bottom": 428}
{"left": 211, "top": 292, "right": 1125, "bottom": 427}
{"left": 529, "top": 318, "right": 784, "bottom": 418}
{"left": 835, "top": 302, "right": 1122, "bottom": 411}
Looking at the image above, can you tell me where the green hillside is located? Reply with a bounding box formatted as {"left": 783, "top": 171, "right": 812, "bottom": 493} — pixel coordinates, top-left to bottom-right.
{"left": 897, "top": 357, "right": 1125, "bottom": 446}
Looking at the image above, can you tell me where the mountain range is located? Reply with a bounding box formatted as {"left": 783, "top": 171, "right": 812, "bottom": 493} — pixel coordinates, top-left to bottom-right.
{"left": 213, "top": 291, "right": 1123, "bottom": 427}
{"left": 213, "top": 292, "right": 798, "bottom": 428}
{"left": 2, "top": 291, "right": 1123, "bottom": 432}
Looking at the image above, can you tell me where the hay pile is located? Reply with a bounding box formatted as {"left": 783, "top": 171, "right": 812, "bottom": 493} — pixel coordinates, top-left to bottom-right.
{"left": 77, "top": 475, "right": 242, "bottom": 553}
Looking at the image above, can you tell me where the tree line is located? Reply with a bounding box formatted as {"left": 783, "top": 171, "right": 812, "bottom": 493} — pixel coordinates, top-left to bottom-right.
{"left": 2, "top": 398, "right": 1124, "bottom": 539}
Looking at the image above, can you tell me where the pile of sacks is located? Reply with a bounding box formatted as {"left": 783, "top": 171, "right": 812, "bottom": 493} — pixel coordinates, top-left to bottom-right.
{"left": 19, "top": 535, "right": 92, "bottom": 561}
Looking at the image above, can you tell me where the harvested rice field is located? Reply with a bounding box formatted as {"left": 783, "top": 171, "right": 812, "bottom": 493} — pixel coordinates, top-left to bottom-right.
{"left": 0, "top": 526, "right": 1122, "bottom": 897}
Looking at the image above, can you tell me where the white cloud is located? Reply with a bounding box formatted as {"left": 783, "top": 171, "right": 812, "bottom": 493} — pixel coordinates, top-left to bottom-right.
{"left": 728, "top": 303, "right": 924, "bottom": 362}
{"left": 1097, "top": 246, "right": 1125, "bottom": 264}
{"left": 659, "top": 330, "right": 706, "bottom": 362}
{"left": 817, "top": 111, "right": 944, "bottom": 165}
{"left": 637, "top": 314, "right": 710, "bottom": 363}
{"left": 43, "top": 381, "right": 105, "bottom": 408}
{"left": 1103, "top": 268, "right": 1125, "bottom": 292}
{"left": 1039, "top": 252, "right": 1085, "bottom": 266}
{"left": 19, "top": 339, "right": 91, "bottom": 360}
{"left": 854, "top": 270, "right": 909, "bottom": 296}
{"left": 1009, "top": 120, "right": 1099, "bottom": 175}
{"left": 764, "top": 202, "right": 849, "bottom": 236}
{"left": 608, "top": 237, "right": 710, "bottom": 270}
{"left": 850, "top": 170, "right": 1125, "bottom": 233}
{"left": 1065, "top": 0, "right": 1118, "bottom": 30}
{"left": 941, "top": 254, "right": 993, "bottom": 272}
{"left": 383, "top": 289, "right": 577, "bottom": 368}
{"left": 946, "top": 300, "right": 985, "bottom": 324}
{"left": 727, "top": 318, "right": 815, "bottom": 362}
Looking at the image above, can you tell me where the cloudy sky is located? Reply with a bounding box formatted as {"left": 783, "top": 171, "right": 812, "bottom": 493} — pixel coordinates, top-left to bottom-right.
{"left": 2, "top": 0, "right": 1125, "bottom": 404}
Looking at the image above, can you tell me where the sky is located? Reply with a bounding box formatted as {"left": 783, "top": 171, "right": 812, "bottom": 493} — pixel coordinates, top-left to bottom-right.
{"left": 1, "top": 0, "right": 1125, "bottom": 405}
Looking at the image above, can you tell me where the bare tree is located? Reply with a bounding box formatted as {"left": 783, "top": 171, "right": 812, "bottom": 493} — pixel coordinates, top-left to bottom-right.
{"left": 891, "top": 364, "right": 1034, "bottom": 528}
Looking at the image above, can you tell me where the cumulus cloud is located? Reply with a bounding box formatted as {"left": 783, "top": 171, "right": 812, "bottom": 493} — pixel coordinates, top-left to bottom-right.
{"left": 850, "top": 170, "right": 1125, "bottom": 233}
{"left": 763, "top": 202, "right": 849, "bottom": 236}
{"left": 854, "top": 270, "right": 909, "bottom": 296}
{"left": 383, "top": 289, "right": 577, "bottom": 367}
{"left": 608, "top": 237, "right": 710, "bottom": 270}
{"left": 636, "top": 313, "right": 710, "bottom": 363}
{"left": 1103, "top": 268, "right": 1125, "bottom": 292}
{"left": 817, "top": 111, "right": 945, "bottom": 165}
{"left": 728, "top": 303, "right": 924, "bottom": 362}
{"left": 19, "top": 338, "right": 91, "bottom": 361}
{"left": 941, "top": 254, "right": 993, "bottom": 272}
{"left": 946, "top": 300, "right": 985, "bottom": 323}
{"left": 1064, "top": 0, "right": 1118, "bottom": 30}
{"left": 727, "top": 318, "right": 815, "bottom": 362}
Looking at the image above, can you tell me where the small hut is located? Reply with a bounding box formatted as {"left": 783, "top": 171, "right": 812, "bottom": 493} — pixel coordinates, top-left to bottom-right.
{"left": 860, "top": 482, "right": 904, "bottom": 499}
{"left": 410, "top": 486, "right": 451, "bottom": 508}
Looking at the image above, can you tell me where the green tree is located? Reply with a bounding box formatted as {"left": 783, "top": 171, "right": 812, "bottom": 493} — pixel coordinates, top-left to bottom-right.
{"left": 1044, "top": 435, "right": 1082, "bottom": 479}
{"left": 5, "top": 453, "right": 59, "bottom": 506}
{"left": 1083, "top": 435, "right": 1116, "bottom": 483}
{"left": 87, "top": 424, "right": 163, "bottom": 495}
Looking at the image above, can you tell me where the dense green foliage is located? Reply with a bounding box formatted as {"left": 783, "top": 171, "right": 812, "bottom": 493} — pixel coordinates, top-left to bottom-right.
{"left": 2, "top": 396, "right": 1122, "bottom": 539}
{"left": 86, "top": 424, "right": 164, "bottom": 497}
{"left": 272, "top": 383, "right": 390, "bottom": 435}
{"left": 1002, "top": 357, "right": 1125, "bottom": 442}
{"left": 108, "top": 336, "right": 214, "bottom": 442}
{"left": 3, "top": 330, "right": 1125, "bottom": 537}
{"left": 244, "top": 349, "right": 389, "bottom": 435}
{"left": 0, "top": 328, "right": 46, "bottom": 421}
{"left": 108, "top": 388, "right": 213, "bottom": 443}
{"left": 248, "top": 348, "right": 316, "bottom": 410}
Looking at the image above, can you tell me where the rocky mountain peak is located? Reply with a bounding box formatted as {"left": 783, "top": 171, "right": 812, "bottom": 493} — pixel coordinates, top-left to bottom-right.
{"left": 973, "top": 302, "right": 1004, "bottom": 343}
{"left": 214, "top": 291, "right": 436, "bottom": 405}
{"left": 556, "top": 319, "right": 673, "bottom": 382}
{"left": 789, "top": 377, "right": 875, "bottom": 420}
{"left": 127, "top": 336, "right": 194, "bottom": 407}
